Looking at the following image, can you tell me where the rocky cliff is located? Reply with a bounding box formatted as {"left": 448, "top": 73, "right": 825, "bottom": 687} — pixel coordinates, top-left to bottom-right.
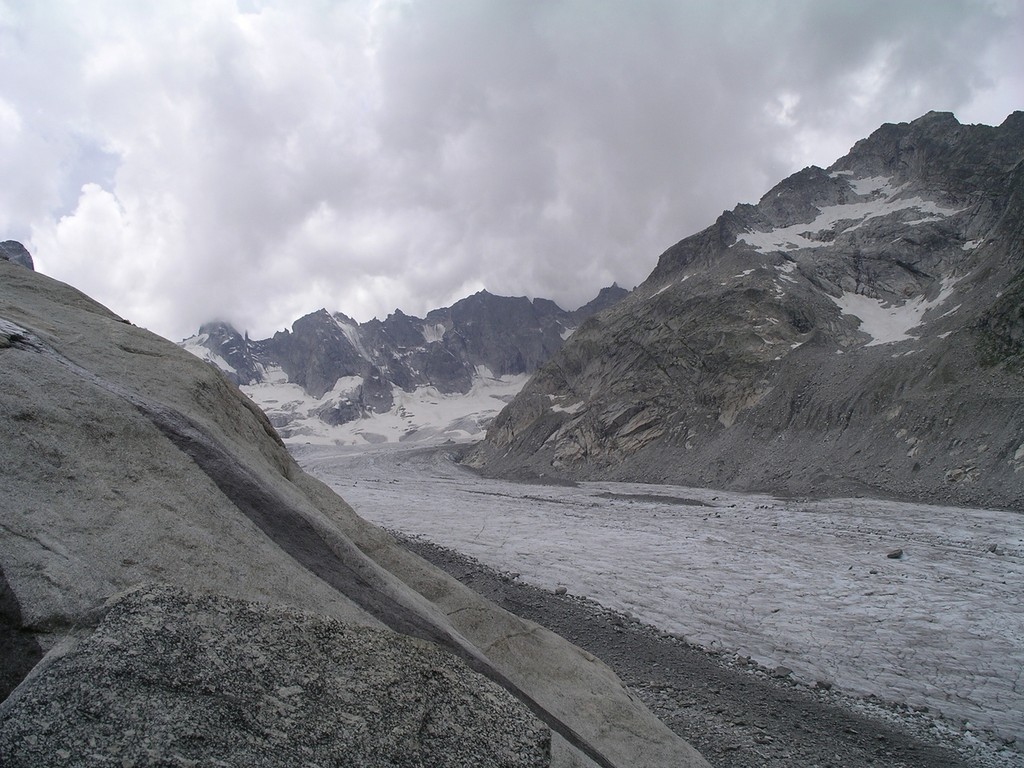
{"left": 0, "top": 256, "right": 705, "bottom": 767}
{"left": 182, "top": 285, "right": 627, "bottom": 443}
{"left": 468, "top": 112, "right": 1024, "bottom": 510}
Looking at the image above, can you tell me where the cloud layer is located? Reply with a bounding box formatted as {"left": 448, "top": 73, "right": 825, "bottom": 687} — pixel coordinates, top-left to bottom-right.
{"left": 2, "top": 0, "right": 1021, "bottom": 340}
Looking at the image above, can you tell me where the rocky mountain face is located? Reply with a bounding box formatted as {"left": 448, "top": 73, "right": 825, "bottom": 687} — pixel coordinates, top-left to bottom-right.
{"left": 468, "top": 112, "right": 1024, "bottom": 510}
{"left": 182, "top": 285, "right": 627, "bottom": 443}
{"left": 0, "top": 241, "right": 33, "bottom": 270}
{"left": 0, "top": 256, "right": 707, "bottom": 767}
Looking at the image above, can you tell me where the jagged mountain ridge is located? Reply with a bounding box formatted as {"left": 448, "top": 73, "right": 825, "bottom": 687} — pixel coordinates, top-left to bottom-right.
{"left": 467, "top": 111, "right": 1024, "bottom": 509}
{"left": 182, "top": 285, "right": 627, "bottom": 443}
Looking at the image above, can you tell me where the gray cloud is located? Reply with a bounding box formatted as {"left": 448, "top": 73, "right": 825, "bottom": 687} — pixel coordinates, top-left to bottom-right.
{"left": 1, "top": 0, "right": 1020, "bottom": 340}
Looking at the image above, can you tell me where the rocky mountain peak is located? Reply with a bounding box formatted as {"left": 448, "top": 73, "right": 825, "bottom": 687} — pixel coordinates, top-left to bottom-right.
{"left": 180, "top": 320, "right": 261, "bottom": 386}
{"left": 0, "top": 241, "right": 33, "bottom": 270}
{"left": 181, "top": 285, "right": 627, "bottom": 444}
{"left": 467, "top": 113, "right": 1024, "bottom": 509}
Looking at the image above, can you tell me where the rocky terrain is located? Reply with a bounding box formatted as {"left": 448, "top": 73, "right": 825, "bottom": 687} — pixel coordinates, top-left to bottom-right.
{"left": 0, "top": 251, "right": 705, "bottom": 767}
{"left": 467, "top": 111, "right": 1024, "bottom": 510}
{"left": 182, "top": 285, "right": 626, "bottom": 443}
{"left": 0, "top": 585, "right": 550, "bottom": 768}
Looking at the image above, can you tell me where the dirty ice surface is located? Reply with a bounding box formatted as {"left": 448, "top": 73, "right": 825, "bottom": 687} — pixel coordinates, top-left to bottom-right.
{"left": 297, "top": 443, "right": 1024, "bottom": 745}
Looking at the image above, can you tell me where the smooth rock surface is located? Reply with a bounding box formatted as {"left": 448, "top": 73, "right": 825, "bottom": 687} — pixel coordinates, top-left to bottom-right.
{"left": 0, "top": 258, "right": 709, "bottom": 767}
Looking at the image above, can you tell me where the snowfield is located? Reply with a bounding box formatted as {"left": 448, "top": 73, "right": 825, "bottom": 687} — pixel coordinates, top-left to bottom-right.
{"left": 297, "top": 442, "right": 1024, "bottom": 746}
{"left": 243, "top": 367, "right": 527, "bottom": 446}
{"left": 739, "top": 174, "right": 963, "bottom": 255}
{"left": 829, "top": 277, "right": 960, "bottom": 346}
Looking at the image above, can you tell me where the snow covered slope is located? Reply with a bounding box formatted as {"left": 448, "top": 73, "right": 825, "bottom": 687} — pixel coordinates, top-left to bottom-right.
{"left": 242, "top": 364, "right": 528, "bottom": 446}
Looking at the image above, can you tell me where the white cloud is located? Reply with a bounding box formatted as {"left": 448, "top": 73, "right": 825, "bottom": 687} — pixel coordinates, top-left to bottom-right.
{"left": 2, "top": 0, "right": 1021, "bottom": 341}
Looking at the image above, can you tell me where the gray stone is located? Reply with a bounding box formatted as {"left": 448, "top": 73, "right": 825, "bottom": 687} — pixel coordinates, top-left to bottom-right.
{"left": 0, "top": 241, "right": 32, "bottom": 270}
{"left": 0, "top": 585, "right": 549, "bottom": 767}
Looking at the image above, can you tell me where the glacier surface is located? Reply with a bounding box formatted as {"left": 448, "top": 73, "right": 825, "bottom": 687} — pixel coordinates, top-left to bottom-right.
{"left": 299, "top": 442, "right": 1024, "bottom": 745}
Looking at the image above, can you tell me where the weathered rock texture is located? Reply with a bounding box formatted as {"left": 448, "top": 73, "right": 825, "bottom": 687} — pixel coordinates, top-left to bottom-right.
{"left": 181, "top": 285, "right": 627, "bottom": 434}
{"left": 0, "top": 241, "right": 32, "bottom": 270}
{"left": 468, "top": 112, "right": 1024, "bottom": 509}
{"left": 0, "top": 585, "right": 549, "bottom": 768}
{"left": 0, "top": 257, "right": 708, "bottom": 767}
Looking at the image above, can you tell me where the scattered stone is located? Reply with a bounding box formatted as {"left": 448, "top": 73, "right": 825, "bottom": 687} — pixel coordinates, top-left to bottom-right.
{"left": 554, "top": 586, "right": 568, "bottom": 596}
{"left": 887, "top": 548, "right": 904, "bottom": 560}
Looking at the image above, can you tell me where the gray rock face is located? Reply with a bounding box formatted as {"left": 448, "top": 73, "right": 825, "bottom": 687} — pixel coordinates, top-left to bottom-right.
{"left": 0, "top": 241, "right": 32, "bottom": 270}
{"left": 193, "top": 320, "right": 264, "bottom": 385}
{"left": 0, "top": 260, "right": 709, "bottom": 767}
{"left": 181, "top": 286, "right": 628, "bottom": 431}
{"left": 0, "top": 585, "right": 549, "bottom": 768}
{"left": 468, "top": 112, "right": 1024, "bottom": 509}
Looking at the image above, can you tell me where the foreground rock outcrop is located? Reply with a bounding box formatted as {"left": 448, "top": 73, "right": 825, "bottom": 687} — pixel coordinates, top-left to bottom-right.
{"left": 0, "top": 585, "right": 548, "bottom": 767}
{"left": 469, "top": 112, "right": 1024, "bottom": 509}
{"left": 0, "top": 256, "right": 708, "bottom": 767}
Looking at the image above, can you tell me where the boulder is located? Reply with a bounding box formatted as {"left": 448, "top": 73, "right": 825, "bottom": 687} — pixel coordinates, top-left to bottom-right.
{"left": 0, "top": 241, "right": 32, "bottom": 270}
{"left": 0, "top": 257, "right": 710, "bottom": 767}
{"left": 0, "top": 585, "right": 549, "bottom": 768}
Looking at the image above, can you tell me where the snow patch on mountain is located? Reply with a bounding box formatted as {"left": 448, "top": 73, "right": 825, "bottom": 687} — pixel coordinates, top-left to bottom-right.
{"left": 244, "top": 367, "right": 528, "bottom": 447}
{"left": 421, "top": 323, "right": 447, "bottom": 343}
{"left": 180, "top": 333, "right": 235, "bottom": 374}
{"left": 831, "top": 278, "right": 959, "bottom": 346}
{"left": 740, "top": 177, "right": 962, "bottom": 254}
{"left": 845, "top": 175, "right": 898, "bottom": 196}
{"left": 332, "top": 314, "right": 371, "bottom": 359}
{"left": 549, "top": 395, "right": 585, "bottom": 415}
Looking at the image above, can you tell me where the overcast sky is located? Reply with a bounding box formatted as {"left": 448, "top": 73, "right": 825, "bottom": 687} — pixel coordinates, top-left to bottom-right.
{"left": 2, "top": 1, "right": 1021, "bottom": 341}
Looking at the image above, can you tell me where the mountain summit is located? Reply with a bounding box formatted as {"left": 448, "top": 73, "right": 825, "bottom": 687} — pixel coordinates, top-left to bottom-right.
{"left": 467, "top": 112, "right": 1024, "bottom": 509}
{"left": 182, "top": 285, "right": 627, "bottom": 444}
